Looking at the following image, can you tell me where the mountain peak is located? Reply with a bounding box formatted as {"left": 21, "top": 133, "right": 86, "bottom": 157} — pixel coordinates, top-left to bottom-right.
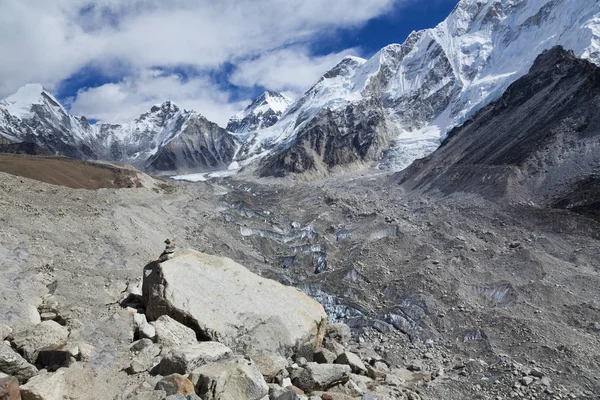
{"left": 226, "top": 91, "right": 292, "bottom": 133}
{"left": 529, "top": 46, "right": 580, "bottom": 72}
{"left": 150, "top": 100, "right": 180, "bottom": 114}
{"left": 1, "top": 83, "right": 64, "bottom": 119}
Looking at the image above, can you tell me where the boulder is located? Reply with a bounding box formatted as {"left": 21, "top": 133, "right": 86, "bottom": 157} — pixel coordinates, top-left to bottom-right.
{"left": 156, "top": 342, "right": 232, "bottom": 376}
{"left": 0, "top": 376, "right": 21, "bottom": 400}
{"left": 10, "top": 321, "right": 69, "bottom": 364}
{"left": 129, "top": 339, "right": 155, "bottom": 353}
{"left": 292, "top": 363, "right": 351, "bottom": 392}
{"left": 189, "top": 357, "right": 268, "bottom": 400}
{"left": 154, "top": 374, "right": 196, "bottom": 397}
{"left": 142, "top": 250, "right": 327, "bottom": 357}
{"left": 127, "top": 341, "right": 161, "bottom": 375}
{"left": 313, "top": 349, "right": 337, "bottom": 364}
{"left": 19, "top": 370, "right": 65, "bottom": 400}
{"left": 151, "top": 316, "right": 197, "bottom": 348}
{"left": 249, "top": 353, "right": 288, "bottom": 382}
{"left": 325, "top": 324, "right": 351, "bottom": 343}
{"left": 323, "top": 341, "right": 345, "bottom": 358}
{"left": 334, "top": 352, "right": 367, "bottom": 375}
{"left": 133, "top": 314, "right": 156, "bottom": 340}
{"left": 0, "top": 343, "right": 38, "bottom": 383}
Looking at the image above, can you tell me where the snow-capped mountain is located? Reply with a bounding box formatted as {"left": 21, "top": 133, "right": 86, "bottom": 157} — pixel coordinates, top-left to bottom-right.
{"left": 400, "top": 46, "right": 600, "bottom": 214}
{"left": 226, "top": 91, "right": 292, "bottom": 133}
{"left": 0, "top": 84, "right": 98, "bottom": 159}
{"left": 237, "top": 0, "right": 600, "bottom": 176}
{"left": 0, "top": 85, "right": 239, "bottom": 174}
{"left": 3, "top": 0, "right": 600, "bottom": 178}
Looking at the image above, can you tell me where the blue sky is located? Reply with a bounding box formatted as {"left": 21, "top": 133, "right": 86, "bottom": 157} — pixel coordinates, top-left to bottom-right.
{"left": 0, "top": 0, "right": 458, "bottom": 126}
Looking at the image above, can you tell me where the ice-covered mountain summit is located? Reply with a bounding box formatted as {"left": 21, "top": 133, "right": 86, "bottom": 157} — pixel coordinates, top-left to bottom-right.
{"left": 238, "top": 0, "right": 600, "bottom": 176}
{"left": 226, "top": 91, "right": 292, "bottom": 133}
{"left": 0, "top": 86, "right": 239, "bottom": 173}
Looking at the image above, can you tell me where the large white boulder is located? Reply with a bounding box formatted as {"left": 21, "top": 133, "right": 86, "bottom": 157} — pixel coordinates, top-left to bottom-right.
{"left": 143, "top": 250, "right": 327, "bottom": 357}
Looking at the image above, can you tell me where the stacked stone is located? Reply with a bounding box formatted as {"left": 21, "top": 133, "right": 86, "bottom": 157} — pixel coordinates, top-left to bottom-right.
{"left": 159, "top": 239, "right": 177, "bottom": 262}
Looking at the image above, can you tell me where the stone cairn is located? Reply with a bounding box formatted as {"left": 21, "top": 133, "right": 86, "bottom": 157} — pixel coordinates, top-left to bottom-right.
{"left": 158, "top": 239, "right": 177, "bottom": 262}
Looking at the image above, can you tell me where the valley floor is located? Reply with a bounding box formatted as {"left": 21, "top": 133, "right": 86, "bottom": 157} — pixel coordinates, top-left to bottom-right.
{"left": 0, "top": 168, "right": 598, "bottom": 399}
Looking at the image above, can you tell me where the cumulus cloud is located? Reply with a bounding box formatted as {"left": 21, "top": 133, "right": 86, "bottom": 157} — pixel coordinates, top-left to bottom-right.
{"left": 68, "top": 69, "right": 246, "bottom": 126}
{"left": 230, "top": 47, "right": 362, "bottom": 93}
{"left": 0, "top": 0, "right": 401, "bottom": 124}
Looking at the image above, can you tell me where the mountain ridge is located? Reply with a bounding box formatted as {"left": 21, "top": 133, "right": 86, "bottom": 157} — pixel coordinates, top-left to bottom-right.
{"left": 398, "top": 46, "right": 600, "bottom": 218}
{"left": 1, "top": 0, "right": 599, "bottom": 178}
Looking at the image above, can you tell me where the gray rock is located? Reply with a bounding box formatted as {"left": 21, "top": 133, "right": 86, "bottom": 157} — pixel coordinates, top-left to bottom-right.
{"left": 268, "top": 383, "right": 287, "bottom": 399}
{"left": 325, "top": 324, "right": 351, "bottom": 343}
{"left": 334, "top": 352, "right": 367, "bottom": 375}
{"left": 19, "top": 370, "right": 66, "bottom": 400}
{"left": 0, "top": 342, "right": 38, "bottom": 383}
{"left": 130, "top": 338, "right": 156, "bottom": 353}
{"left": 314, "top": 348, "right": 337, "bottom": 364}
{"left": 189, "top": 357, "right": 268, "bottom": 400}
{"left": 164, "top": 395, "right": 187, "bottom": 400}
{"left": 10, "top": 321, "right": 69, "bottom": 364}
{"left": 293, "top": 362, "right": 351, "bottom": 392}
{"left": 155, "top": 342, "right": 232, "bottom": 376}
{"left": 250, "top": 353, "right": 288, "bottom": 382}
{"left": 323, "top": 341, "right": 345, "bottom": 358}
{"left": 530, "top": 368, "right": 544, "bottom": 378}
{"left": 520, "top": 376, "right": 534, "bottom": 386}
{"left": 275, "top": 392, "right": 300, "bottom": 400}
{"left": 127, "top": 342, "right": 161, "bottom": 374}
{"left": 143, "top": 251, "right": 327, "bottom": 357}
{"left": 150, "top": 315, "right": 197, "bottom": 348}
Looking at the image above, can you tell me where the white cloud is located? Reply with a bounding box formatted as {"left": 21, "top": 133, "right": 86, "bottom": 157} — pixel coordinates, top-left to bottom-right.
{"left": 68, "top": 69, "right": 246, "bottom": 126}
{"left": 230, "top": 47, "right": 361, "bottom": 94}
{"left": 0, "top": 0, "right": 401, "bottom": 123}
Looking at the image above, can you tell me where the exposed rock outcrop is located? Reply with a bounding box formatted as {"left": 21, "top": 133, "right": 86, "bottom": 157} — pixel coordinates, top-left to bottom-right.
{"left": 9, "top": 321, "right": 69, "bottom": 364}
{"left": 399, "top": 46, "right": 600, "bottom": 218}
{"left": 142, "top": 249, "right": 327, "bottom": 357}
{"left": 0, "top": 344, "right": 38, "bottom": 383}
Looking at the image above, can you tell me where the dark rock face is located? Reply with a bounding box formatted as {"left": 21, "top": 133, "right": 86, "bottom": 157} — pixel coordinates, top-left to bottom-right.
{"left": 259, "top": 100, "right": 393, "bottom": 177}
{"left": 0, "top": 142, "right": 47, "bottom": 155}
{"left": 145, "top": 115, "right": 239, "bottom": 174}
{"left": 399, "top": 46, "right": 600, "bottom": 217}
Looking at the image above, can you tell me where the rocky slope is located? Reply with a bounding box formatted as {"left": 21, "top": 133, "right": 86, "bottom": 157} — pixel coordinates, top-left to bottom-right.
{"left": 240, "top": 0, "right": 600, "bottom": 176}
{"left": 0, "top": 87, "right": 239, "bottom": 175}
{"left": 0, "top": 167, "right": 598, "bottom": 399}
{"left": 398, "top": 46, "right": 600, "bottom": 219}
{"left": 226, "top": 91, "right": 292, "bottom": 134}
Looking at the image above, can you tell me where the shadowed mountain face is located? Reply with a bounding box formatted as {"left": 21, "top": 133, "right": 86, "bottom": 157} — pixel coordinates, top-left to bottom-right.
{"left": 144, "top": 115, "right": 240, "bottom": 174}
{"left": 399, "top": 46, "right": 600, "bottom": 217}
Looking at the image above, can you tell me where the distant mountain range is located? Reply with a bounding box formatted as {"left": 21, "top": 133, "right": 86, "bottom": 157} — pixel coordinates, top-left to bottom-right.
{"left": 1, "top": 0, "right": 599, "bottom": 177}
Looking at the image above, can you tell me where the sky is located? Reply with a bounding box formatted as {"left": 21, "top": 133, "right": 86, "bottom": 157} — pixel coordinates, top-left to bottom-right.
{"left": 0, "top": 0, "right": 458, "bottom": 127}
